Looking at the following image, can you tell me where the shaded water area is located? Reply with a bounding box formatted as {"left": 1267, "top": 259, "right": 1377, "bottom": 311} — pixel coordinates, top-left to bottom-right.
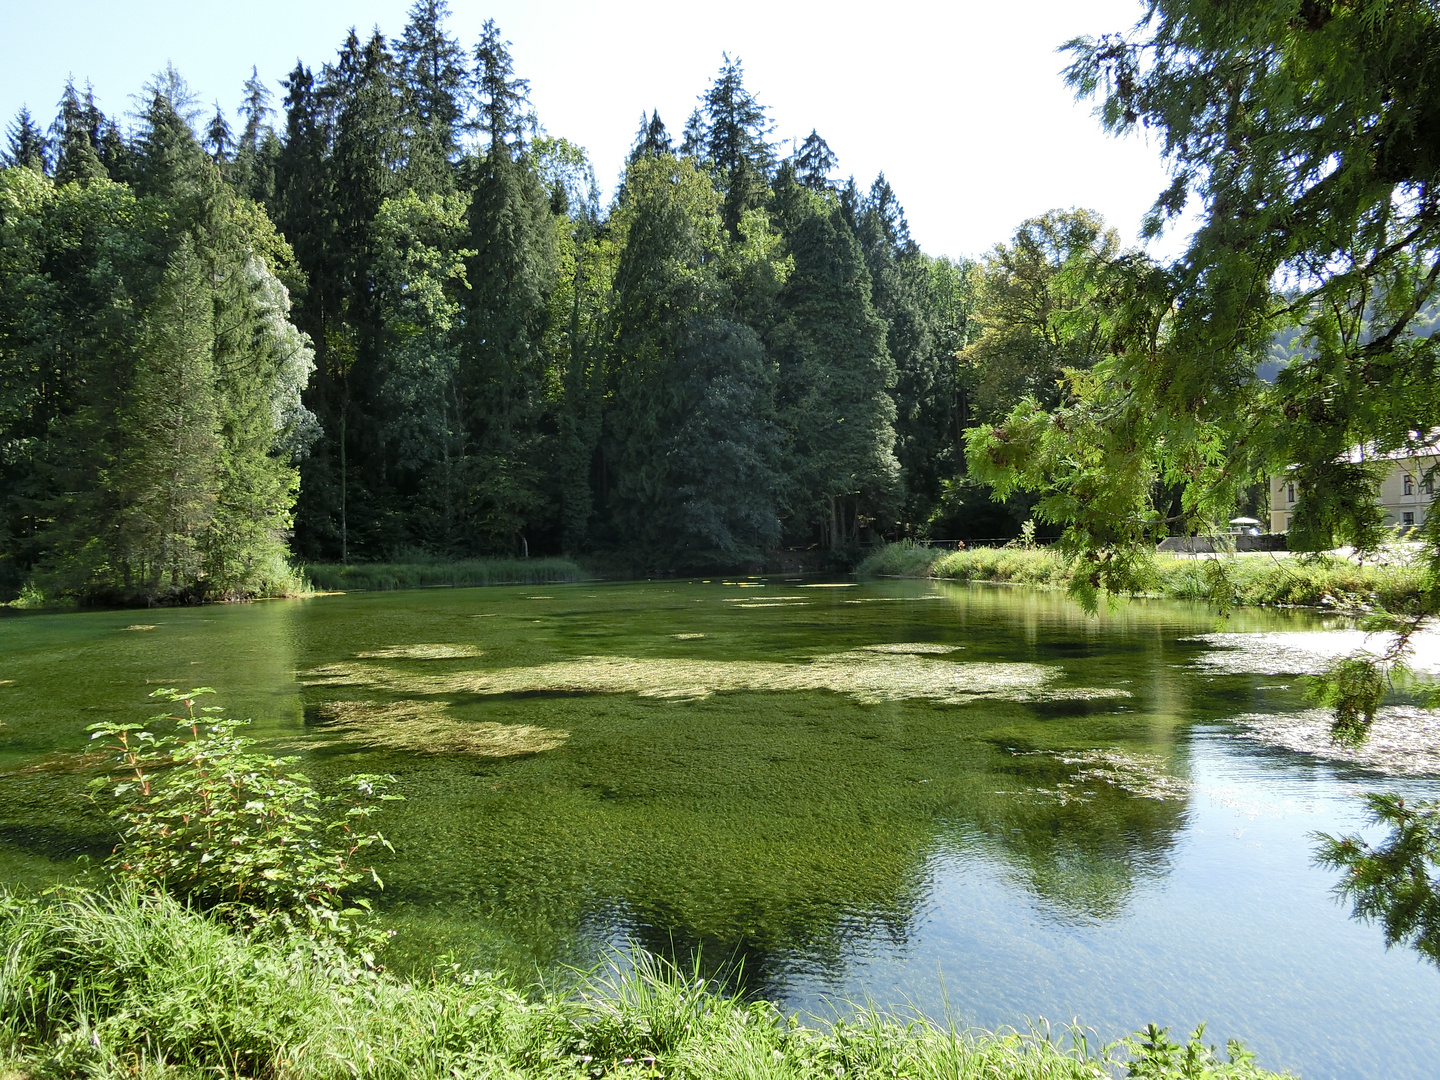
{"left": 2, "top": 579, "right": 1439, "bottom": 1079}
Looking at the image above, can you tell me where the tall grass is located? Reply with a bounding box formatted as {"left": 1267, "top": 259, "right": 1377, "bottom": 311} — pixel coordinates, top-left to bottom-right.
{"left": 0, "top": 888, "right": 1285, "bottom": 1079}
{"left": 859, "top": 542, "right": 1429, "bottom": 611}
{"left": 304, "top": 557, "right": 583, "bottom": 592}
{"left": 854, "top": 542, "right": 943, "bottom": 578}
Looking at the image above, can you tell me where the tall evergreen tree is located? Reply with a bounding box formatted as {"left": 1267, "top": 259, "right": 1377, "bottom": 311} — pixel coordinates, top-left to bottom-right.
{"left": 203, "top": 105, "right": 233, "bottom": 164}
{"left": 771, "top": 173, "right": 899, "bottom": 549}
{"left": 459, "top": 149, "right": 557, "bottom": 554}
{"left": 397, "top": 0, "right": 467, "bottom": 191}
{"left": 4, "top": 109, "right": 49, "bottom": 171}
{"left": 795, "top": 129, "right": 836, "bottom": 191}
{"left": 855, "top": 175, "right": 950, "bottom": 528}
{"left": 473, "top": 20, "right": 531, "bottom": 155}
{"left": 230, "top": 67, "right": 278, "bottom": 202}
{"left": 50, "top": 81, "right": 107, "bottom": 183}
{"left": 627, "top": 111, "right": 671, "bottom": 164}
{"left": 692, "top": 55, "right": 775, "bottom": 234}
{"left": 114, "top": 236, "right": 220, "bottom": 594}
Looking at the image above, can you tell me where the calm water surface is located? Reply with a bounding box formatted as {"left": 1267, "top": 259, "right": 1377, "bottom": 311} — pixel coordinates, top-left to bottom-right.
{"left": 1, "top": 579, "right": 1437, "bottom": 1080}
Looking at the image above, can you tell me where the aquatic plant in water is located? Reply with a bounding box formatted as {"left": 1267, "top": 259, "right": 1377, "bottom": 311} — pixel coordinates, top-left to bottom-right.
{"left": 301, "top": 646, "right": 1128, "bottom": 708}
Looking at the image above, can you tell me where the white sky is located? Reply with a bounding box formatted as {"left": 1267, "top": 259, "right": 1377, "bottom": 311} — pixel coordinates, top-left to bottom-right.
{"left": 0, "top": 0, "right": 1195, "bottom": 261}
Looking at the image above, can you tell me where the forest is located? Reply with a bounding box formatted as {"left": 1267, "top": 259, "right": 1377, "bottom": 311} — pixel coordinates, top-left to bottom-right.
{"left": 0, "top": 2, "right": 1125, "bottom": 604}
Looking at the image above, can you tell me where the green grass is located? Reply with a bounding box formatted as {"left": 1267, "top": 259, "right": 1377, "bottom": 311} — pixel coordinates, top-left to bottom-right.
{"left": 303, "top": 558, "right": 584, "bottom": 592}
{"left": 858, "top": 542, "right": 1430, "bottom": 610}
{"left": 0, "top": 887, "right": 1284, "bottom": 1080}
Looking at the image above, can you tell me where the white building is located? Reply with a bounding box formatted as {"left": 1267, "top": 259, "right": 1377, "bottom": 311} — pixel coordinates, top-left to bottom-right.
{"left": 1269, "top": 442, "right": 1438, "bottom": 533}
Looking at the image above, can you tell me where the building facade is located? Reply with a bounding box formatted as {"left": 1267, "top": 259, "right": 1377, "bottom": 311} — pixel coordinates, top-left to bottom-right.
{"left": 1269, "top": 447, "right": 1438, "bottom": 533}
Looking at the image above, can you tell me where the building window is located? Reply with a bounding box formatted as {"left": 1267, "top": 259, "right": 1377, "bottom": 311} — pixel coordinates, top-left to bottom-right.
{"left": 1403, "top": 512, "right": 1415, "bottom": 526}
{"left": 1286, "top": 483, "right": 1295, "bottom": 504}
{"left": 1284, "top": 516, "right": 1292, "bottom": 531}
{"left": 1426, "top": 475, "right": 1435, "bottom": 496}
{"left": 1404, "top": 473, "right": 1414, "bottom": 495}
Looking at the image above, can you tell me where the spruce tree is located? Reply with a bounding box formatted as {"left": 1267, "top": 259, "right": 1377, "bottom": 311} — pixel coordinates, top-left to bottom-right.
{"left": 231, "top": 68, "right": 277, "bottom": 201}
{"left": 627, "top": 111, "right": 671, "bottom": 164}
{"left": 397, "top": 0, "right": 466, "bottom": 191}
{"left": 4, "top": 109, "right": 49, "bottom": 171}
{"left": 855, "top": 175, "right": 949, "bottom": 529}
{"left": 50, "top": 81, "right": 107, "bottom": 183}
{"left": 115, "top": 236, "right": 221, "bottom": 595}
{"left": 693, "top": 55, "right": 775, "bottom": 234}
{"left": 203, "top": 105, "right": 233, "bottom": 164}
{"left": 770, "top": 175, "right": 899, "bottom": 549}
{"left": 795, "top": 130, "right": 836, "bottom": 191}
{"left": 459, "top": 152, "right": 557, "bottom": 554}
{"left": 473, "top": 20, "right": 531, "bottom": 154}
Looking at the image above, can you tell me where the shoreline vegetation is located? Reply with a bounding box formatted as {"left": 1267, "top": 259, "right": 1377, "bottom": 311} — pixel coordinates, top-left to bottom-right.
{"left": 1, "top": 557, "right": 587, "bottom": 610}
{"left": 0, "top": 887, "right": 1284, "bottom": 1080}
{"left": 857, "top": 542, "right": 1429, "bottom": 611}
{"left": 302, "top": 557, "right": 585, "bottom": 593}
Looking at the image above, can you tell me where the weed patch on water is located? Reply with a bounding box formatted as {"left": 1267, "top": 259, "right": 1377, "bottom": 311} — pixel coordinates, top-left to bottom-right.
{"left": 308, "top": 700, "right": 569, "bottom": 757}
{"left": 1005, "top": 749, "right": 1190, "bottom": 805}
{"left": 357, "top": 644, "right": 485, "bottom": 660}
{"left": 301, "top": 650, "right": 1128, "bottom": 708}
{"left": 1188, "top": 629, "right": 1440, "bottom": 677}
{"left": 1226, "top": 706, "right": 1440, "bottom": 777}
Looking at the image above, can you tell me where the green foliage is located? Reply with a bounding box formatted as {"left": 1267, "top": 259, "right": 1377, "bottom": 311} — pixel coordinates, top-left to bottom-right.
{"left": 303, "top": 556, "right": 582, "bottom": 591}
{"left": 1304, "top": 655, "right": 1390, "bottom": 745}
{"left": 1315, "top": 794, "right": 1440, "bottom": 966}
{"left": 86, "top": 688, "right": 399, "bottom": 942}
{"left": 1122, "top": 1023, "right": 1263, "bottom": 1080}
{"left": 0, "top": 888, "right": 1289, "bottom": 1080}
{"left": 960, "top": 209, "right": 1119, "bottom": 423}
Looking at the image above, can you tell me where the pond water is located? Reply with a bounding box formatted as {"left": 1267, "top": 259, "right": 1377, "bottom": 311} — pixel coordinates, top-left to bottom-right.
{"left": 2, "top": 578, "right": 1439, "bottom": 1080}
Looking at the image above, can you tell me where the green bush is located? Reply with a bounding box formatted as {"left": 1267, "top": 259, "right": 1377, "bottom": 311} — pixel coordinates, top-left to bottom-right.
{"left": 87, "top": 688, "right": 400, "bottom": 946}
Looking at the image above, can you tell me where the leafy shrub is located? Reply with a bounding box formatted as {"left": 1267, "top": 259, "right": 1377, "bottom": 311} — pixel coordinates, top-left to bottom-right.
{"left": 87, "top": 688, "right": 400, "bottom": 947}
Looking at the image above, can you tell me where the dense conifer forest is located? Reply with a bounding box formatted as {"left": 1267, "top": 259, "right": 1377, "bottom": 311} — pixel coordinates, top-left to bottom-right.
{"left": 0, "top": 1, "right": 1122, "bottom": 603}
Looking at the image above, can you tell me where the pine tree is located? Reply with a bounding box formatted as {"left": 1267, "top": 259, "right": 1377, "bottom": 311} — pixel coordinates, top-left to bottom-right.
{"left": 458, "top": 151, "right": 557, "bottom": 553}
{"left": 627, "top": 111, "right": 671, "bottom": 164}
{"left": 231, "top": 67, "right": 276, "bottom": 201}
{"left": 4, "top": 109, "right": 49, "bottom": 171}
{"left": 203, "top": 105, "right": 233, "bottom": 164}
{"left": 795, "top": 130, "right": 836, "bottom": 191}
{"left": 397, "top": 0, "right": 467, "bottom": 191}
{"left": 130, "top": 67, "right": 208, "bottom": 199}
{"left": 693, "top": 55, "right": 775, "bottom": 234}
{"left": 115, "top": 236, "right": 221, "bottom": 595}
{"left": 473, "top": 20, "right": 531, "bottom": 155}
{"left": 770, "top": 176, "right": 899, "bottom": 549}
{"left": 50, "top": 81, "right": 107, "bottom": 183}
{"left": 855, "top": 175, "right": 946, "bottom": 528}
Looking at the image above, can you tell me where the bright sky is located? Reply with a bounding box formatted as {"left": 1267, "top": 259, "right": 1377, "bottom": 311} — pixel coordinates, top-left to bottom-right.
{"left": 0, "top": 0, "right": 1194, "bottom": 262}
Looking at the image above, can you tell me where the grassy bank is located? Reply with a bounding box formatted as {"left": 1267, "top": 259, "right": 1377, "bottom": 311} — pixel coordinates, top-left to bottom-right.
{"left": 0, "top": 888, "right": 1280, "bottom": 1080}
{"left": 857, "top": 542, "right": 1429, "bottom": 610}
{"left": 304, "top": 557, "right": 583, "bottom": 592}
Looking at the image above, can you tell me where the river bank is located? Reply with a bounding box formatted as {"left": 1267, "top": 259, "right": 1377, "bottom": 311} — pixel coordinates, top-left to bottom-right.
{"left": 0, "top": 887, "right": 1284, "bottom": 1080}
{"left": 857, "top": 543, "right": 1430, "bottom": 610}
